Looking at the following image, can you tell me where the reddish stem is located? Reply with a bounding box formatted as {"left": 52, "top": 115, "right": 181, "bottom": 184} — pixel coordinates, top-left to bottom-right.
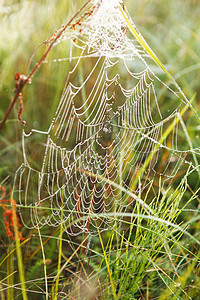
{"left": 123, "top": 0, "right": 125, "bottom": 10}
{"left": 0, "top": 0, "right": 92, "bottom": 132}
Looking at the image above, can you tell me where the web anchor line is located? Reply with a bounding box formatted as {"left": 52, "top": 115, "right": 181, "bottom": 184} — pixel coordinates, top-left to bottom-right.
{"left": 13, "top": 0, "right": 200, "bottom": 236}
{"left": 0, "top": 0, "right": 94, "bottom": 132}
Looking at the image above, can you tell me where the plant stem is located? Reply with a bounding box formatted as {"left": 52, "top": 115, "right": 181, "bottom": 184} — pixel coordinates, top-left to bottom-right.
{"left": 11, "top": 198, "right": 28, "bottom": 300}
{"left": 119, "top": 6, "right": 200, "bottom": 123}
{"left": 0, "top": 0, "right": 93, "bottom": 132}
{"left": 97, "top": 227, "right": 117, "bottom": 299}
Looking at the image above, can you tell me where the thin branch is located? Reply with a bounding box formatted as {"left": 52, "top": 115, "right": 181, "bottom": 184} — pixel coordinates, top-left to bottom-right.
{"left": 0, "top": 0, "right": 93, "bottom": 132}
{"left": 123, "top": 0, "right": 125, "bottom": 10}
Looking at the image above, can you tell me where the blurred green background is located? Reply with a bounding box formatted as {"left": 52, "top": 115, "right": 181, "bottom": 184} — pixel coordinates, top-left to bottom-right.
{"left": 1, "top": 0, "right": 200, "bottom": 186}
{"left": 1, "top": 1, "right": 200, "bottom": 299}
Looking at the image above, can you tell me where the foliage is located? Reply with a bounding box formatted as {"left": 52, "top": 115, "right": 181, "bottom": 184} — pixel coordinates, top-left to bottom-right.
{"left": 0, "top": 0, "right": 200, "bottom": 299}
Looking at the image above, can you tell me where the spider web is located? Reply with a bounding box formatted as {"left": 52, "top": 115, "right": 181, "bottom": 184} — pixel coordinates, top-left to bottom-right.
{"left": 13, "top": 0, "right": 200, "bottom": 236}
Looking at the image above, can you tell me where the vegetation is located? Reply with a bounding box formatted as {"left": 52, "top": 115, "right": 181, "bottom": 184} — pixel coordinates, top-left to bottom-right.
{"left": 0, "top": 0, "right": 200, "bottom": 299}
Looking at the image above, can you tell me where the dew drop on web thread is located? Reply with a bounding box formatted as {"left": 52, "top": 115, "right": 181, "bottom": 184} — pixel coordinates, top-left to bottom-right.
{"left": 12, "top": 0, "right": 200, "bottom": 236}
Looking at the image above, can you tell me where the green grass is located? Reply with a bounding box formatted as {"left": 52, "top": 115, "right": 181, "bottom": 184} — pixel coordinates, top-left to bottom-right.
{"left": 1, "top": 0, "right": 200, "bottom": 299}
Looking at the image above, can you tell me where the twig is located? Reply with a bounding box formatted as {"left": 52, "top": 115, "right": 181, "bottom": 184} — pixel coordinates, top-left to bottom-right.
{"left": 123, "top": 0, "right": 125, "bottom": 10}
{"left": 0, "top": 0, "right": 93, "bottom": 132}
{"left": 0, "top": 90, "right": 23, "bottom": 132}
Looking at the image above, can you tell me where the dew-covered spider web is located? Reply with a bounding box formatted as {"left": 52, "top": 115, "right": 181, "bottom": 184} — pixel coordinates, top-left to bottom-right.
{"left": 13, "top": 0, "right": 200, "bottom": 236}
